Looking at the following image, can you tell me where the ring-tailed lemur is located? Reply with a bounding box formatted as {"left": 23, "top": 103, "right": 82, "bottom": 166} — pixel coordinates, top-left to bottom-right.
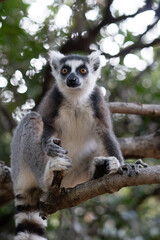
{"left": 11, "top": 51, "right": 124, "bottom": 240}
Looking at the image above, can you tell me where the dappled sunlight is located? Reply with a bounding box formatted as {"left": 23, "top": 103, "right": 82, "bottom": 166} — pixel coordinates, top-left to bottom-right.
{"left": 124, "top": 54, "right": 147, "bottom": 71}
{"left": 1, "top": 0, "right": 160, "bottom": 239}
{"left": 55, "top": 4, "right": 72, "bottom": 28}
{"left": 111, "top": 0, "right": 145, "bottom": 15}
{"left": 85, "top": 7, "right": 99, "bottom": 21}
{"left": 124, "top": 10, "right": 155, "bottom": 35}
{"left": 0, "top": 76, "right": 8, "bottom": 88}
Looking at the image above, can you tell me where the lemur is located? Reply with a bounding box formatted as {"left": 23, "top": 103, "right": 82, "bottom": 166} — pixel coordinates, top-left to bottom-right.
{"left": 11, "top": 51, "right": 127, "bottom": 240}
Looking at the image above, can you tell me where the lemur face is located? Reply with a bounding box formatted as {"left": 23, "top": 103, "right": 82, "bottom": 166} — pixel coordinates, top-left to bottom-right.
{"left": 60, "top": 56, "right": 89, "bottom": 89}
{"left": 49, "top": 51, "right": 101, "bottom": 100}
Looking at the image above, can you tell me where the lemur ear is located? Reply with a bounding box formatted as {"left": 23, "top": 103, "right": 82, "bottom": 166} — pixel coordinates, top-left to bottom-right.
{"left": 88, "top": 51, "right": 101, "bottom": 72}
{"left": 49, "top": 51, "right": 65, "bottom": 72}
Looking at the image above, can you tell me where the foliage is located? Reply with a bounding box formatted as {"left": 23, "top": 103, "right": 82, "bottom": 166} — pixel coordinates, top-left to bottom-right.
{"left": 0, "top": 0, "right": 160, "bottom": 239}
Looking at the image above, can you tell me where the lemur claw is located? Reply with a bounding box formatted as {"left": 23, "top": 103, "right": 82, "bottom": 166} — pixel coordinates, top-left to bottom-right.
{"left": 119, "top": 159, "right": 148, "bottom": 176}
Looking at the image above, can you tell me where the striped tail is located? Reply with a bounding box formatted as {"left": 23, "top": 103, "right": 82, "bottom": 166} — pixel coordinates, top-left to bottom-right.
{"left": 14, "top": 192, "right": 47, "bottom": 240}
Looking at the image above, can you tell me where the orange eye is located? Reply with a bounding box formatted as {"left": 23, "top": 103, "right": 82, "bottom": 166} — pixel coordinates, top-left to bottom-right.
{"left": 61, "top": 68, "right": 68, "bottom": 75}
{"left": 80, "top": 68, "right": 87, "bottom": 74}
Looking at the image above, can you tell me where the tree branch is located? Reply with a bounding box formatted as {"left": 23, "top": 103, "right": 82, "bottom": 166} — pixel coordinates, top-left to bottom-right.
{"left": 39, "top": 165, "right": 160, "bottom": 218}
{"left": 119, "top": 131, "right": 160, "bottom": 159}
{"left": 108, "top": 102, "right": 160, "bottom": 116}
{"left": 1, "top": 162, "right": 159, "bottom": 216}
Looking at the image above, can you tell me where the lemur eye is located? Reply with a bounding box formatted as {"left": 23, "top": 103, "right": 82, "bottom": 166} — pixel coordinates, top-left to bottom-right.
{"left": 80, "top": 68, "right": 87, "bottom": 74}
{"left": 61, "top": 68, "right": 68, "bottom": 75}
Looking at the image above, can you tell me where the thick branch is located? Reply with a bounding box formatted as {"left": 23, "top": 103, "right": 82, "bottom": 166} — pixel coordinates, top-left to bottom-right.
{"left": 39, "top": 165, "right": 160, "bottom": 218}
{"left": 1, "top": 163, "right": 160, "bottom": 213}
{"left": 108, "top": 102, "right": 160, "bottom": 116}
{"left": 119, "top": 131, "right": 160, "bottom": 159}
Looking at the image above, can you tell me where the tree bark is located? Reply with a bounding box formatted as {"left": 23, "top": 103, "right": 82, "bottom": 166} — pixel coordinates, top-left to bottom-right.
{"left": 119, "top": 131, "right": 160, "bottom": 159}
{"left": 108, "top": 102, "right": 160, "bottom": 116}
{"left": 39, "top": 165, "right": 160, "bottom": 218}
{"left": 1, "top": 161, "right": 160, "bottom": 216}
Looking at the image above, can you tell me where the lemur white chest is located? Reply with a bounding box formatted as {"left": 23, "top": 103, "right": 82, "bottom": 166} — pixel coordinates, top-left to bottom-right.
{"left": 54, "top": 101, "right": 98, "bottom": 161}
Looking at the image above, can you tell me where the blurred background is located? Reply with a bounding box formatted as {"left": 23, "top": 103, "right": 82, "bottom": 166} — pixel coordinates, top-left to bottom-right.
{"left": 0, "top": 0, "right": 160, "bottom": 239}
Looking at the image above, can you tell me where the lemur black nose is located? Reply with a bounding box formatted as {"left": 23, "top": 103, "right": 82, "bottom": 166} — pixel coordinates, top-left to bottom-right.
{"left": 66, "top": 73, "right": 81, "bottom": 88}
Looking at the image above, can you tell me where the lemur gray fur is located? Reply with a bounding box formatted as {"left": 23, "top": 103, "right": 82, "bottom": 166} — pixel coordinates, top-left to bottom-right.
{"left": 11, "top": 51, "right": 125, "bottom": 240}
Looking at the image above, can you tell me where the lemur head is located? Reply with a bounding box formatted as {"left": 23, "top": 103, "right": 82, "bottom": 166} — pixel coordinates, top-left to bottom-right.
{"left": 49, "top": 51, "right": 101, "bottom": 101}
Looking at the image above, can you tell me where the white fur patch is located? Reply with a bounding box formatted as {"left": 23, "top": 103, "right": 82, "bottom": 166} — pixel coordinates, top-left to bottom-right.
{"left": 106, "top": 156, "right": 120, "bottom": 174}
{"left": 100, "top": 86, "right": 106, "bottom": 96}
{"left": 54, "top": 101, "right": 97, "bottom": 161}
{"left": 15, "top": 211, "right": 47, "bottom": 227}
{"left": 43, "top": 156, "right": 72, "bottom": 191}
{"left": 88, "top": 51, "right": 101, "bottom": 61}
{"left": 94, "top": 156, "right": 120, "bottom": 174}
{"left": 47, "top": 156, "right": 72, "bottom": 171}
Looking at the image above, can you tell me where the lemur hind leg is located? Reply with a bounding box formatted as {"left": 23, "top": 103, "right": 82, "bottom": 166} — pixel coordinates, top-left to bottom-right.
{"left": 92, "top": 157, "right": 148, "bottom": 179}
{"left": 119, "top": 159, "right": 148, "bottom": 176}
{"left": 92, "top": 156, "right": 121, "bottom": 179}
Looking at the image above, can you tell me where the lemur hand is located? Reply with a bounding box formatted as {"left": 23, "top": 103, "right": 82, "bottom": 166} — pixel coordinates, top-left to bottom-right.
{"left": 42, "top": 137, "right": 72, "bottom": 191}
{"left": 43, "top": 137, "right": 68, "bottom": 158}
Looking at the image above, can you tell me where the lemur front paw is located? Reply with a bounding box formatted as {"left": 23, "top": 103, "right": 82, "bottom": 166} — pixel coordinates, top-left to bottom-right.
{"left": 47, "top": 156, "right": 72, "bottom": 172}
{"left": 43, "top": 156, "right": 72, "bottom": 192}
{"left": 42, "top": 137, "right": 72, "bottom": 191}
{"left": 43, "top": 137, "right": 68, "bottom": 158}
{"left": 93, "top": 156, "right": 120, "bottom": 179}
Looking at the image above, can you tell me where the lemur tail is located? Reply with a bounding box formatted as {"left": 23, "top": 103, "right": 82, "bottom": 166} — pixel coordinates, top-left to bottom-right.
{"left": 14, "top": 192, "right": 47, "bottom": 240}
